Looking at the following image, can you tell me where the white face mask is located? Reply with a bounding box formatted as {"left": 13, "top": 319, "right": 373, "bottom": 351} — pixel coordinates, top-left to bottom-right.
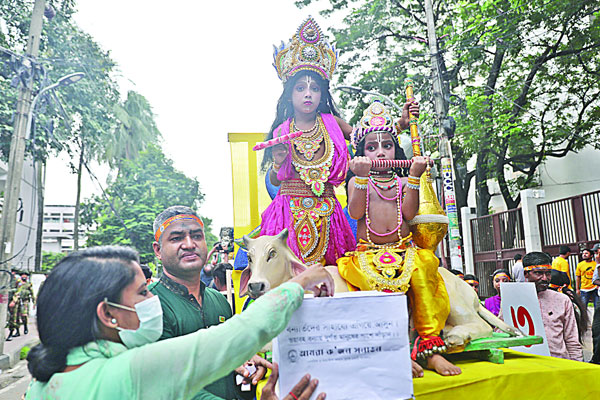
{"left": 105, "top": 296, "right": 163, "bottom": 348}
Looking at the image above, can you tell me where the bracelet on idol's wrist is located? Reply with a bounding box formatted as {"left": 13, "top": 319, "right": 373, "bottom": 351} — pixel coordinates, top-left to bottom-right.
{"left": 354, "top": 176, "right": 368, "bottom": 190}
{"left": 406, "top": 182, "right": 420, "bottom": 191}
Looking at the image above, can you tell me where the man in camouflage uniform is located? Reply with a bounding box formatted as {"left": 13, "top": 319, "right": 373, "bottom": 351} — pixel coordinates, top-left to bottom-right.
{"left": 17, "top": 272, "right": 33, "bottom": 334}
{"left": 6, "top": 272, "right": 21, "bottom": 341}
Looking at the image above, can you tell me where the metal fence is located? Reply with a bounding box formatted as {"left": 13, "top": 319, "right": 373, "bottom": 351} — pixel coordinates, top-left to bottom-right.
{"left": 538, "top": 190, "right": 600, "bottom": 279}
{"left": 470, "top": 208, "right": 526, "bottom": 298}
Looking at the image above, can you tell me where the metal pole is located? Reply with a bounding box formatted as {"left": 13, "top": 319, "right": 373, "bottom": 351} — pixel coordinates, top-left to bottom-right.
{"left": 0, "top": 0, "right": 46, "bottom": 355}
{"left": 424, "top": 0, "right": 463, "bottom": 270}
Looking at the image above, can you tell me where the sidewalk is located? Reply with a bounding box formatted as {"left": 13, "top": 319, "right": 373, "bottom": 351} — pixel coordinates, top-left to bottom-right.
{"left": 0, "top": 322, "right": 39, "bottom": 370}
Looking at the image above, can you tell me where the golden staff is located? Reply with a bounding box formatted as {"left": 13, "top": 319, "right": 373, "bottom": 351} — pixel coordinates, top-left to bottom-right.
{"left": 404, "top": 79, "right": 421, "bottom": 157}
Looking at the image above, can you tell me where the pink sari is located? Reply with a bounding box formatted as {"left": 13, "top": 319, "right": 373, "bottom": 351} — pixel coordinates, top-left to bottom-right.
{"left": 260, "top": 113, "right": 355, "bottom": 265}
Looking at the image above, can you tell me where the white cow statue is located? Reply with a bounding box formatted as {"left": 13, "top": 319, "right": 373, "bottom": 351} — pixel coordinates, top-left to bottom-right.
{"left": 240, "top": 229, "right": 523, "bottom": 348}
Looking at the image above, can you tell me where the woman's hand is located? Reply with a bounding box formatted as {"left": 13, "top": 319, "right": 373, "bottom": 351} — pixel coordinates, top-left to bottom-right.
{"left": 262, "top": 363, "right": 326, "bottom": 400}
{"left": 290, "top": 265, "right": 334, "bottom": 297}
{"left": 349, "top": 156, "right": 371, "bottom": 177}
{"left": 408, "top": 155, "right": 430, "bottom": 177}
{"left": 272, "top": 144, "right": 289, "bottom": 167}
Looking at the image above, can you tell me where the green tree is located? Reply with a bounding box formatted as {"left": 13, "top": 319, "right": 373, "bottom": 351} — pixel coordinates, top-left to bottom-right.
{"left": 82, "top": 145, "right": 217, "bottom": 264}
{"left": 41, "top": 250, "right": 65, "bottom": 272}
{"left": 102, "top": 91, "right": 162, "bottom": 171}
{"left": 298, "top": 0, "right": 600, "bottom": 215}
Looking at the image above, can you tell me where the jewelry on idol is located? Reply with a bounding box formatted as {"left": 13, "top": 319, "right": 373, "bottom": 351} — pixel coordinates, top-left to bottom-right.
{"left": 291, "top": 120, "right": 334, "bottom": 197}
{"left": 111, "top": 318, "right": 117, "bottom": 325}
{"left": 354, "top": 176, "right": 368, "bottom": 190}
{"left": 369, "top": 172, "right": 397, "bottom": 191}
{"left": 291, "top": 115, "right": 324, "bottom": 161}
{"left": 365, "top": 176, "right": 403, "bottom": 243}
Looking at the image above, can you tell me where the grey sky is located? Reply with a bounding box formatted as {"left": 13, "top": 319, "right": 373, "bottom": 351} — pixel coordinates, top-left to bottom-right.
{"left": 45, "top": 0, "right": 333, "bottom": 233}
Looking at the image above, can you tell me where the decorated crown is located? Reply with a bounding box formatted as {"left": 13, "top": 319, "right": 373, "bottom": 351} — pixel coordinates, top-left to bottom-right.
{"left": 273, "top": 17, "right": 338, "bottom": 83}
{"left": 351, "top": 100, "right": 398, "bottom": 149}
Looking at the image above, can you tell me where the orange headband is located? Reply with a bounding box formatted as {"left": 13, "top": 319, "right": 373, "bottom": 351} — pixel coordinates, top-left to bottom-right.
{"left": 465, "top": 279, "right": 479, "bottom": 285}
{"left": 493, "top": 272, "right": 511, "bottom": 280}
{"left": 523, "top": 264, "right": 551, "bottom": 272}
{"left": 154, "top": 214, "right": 204, "bottom": 242}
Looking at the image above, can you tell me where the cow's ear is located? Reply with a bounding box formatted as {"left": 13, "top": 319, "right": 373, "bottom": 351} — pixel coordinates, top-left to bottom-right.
{"left": 239, "top": 267, "right": 251, "bottom": 297}
{"left": 276, "top": 228, "right": 289, "bottom": 242}
{"left": 242, "top": 235, "right": 251, "bottom": 247}
{"left": 290, "top": 260, "right": 307, "bottom": 277}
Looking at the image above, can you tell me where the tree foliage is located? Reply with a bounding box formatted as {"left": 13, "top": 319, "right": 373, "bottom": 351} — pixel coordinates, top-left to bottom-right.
{"left": 81, "top": 145, "right": 217, "bottom": 264}
{"left": 298, "top": 0, "right": 600, "bottom": 215}
{"left": 41, "top": 250, "right": 65, "bottom": 272}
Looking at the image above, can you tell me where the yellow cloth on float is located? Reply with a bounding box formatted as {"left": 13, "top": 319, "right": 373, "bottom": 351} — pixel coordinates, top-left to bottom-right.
{"left": 413, "top": 349, "right": 600, "bottom": 399}
{"left": 337, "top": 243, "right": 449, "bottom": 338}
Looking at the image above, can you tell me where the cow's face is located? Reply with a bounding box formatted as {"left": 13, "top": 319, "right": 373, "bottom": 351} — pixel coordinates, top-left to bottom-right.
{"left": 239, "top": 229, "right": 306, "bottom": 299}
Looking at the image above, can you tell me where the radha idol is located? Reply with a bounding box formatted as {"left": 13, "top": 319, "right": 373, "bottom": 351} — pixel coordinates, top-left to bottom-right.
{"left": 259, "top": 17, "right": 355, "bottom": 265}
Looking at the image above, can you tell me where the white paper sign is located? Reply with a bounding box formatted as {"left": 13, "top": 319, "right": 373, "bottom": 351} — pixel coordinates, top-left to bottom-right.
{"left": 500, "top": 282, "right": 550, "bottom": 357}
{"left": 273, "top": 291, "right": 413, "bottom": 400}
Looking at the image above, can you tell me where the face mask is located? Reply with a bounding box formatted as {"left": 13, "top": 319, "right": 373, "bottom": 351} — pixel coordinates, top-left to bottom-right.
{"left": 105, "top": 296, "right": 163, "bottom": 348}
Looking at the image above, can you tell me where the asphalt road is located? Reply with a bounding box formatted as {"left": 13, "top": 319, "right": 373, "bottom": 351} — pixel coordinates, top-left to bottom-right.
{"left": 0, "top": 360, "right": 29, "bottom": 400}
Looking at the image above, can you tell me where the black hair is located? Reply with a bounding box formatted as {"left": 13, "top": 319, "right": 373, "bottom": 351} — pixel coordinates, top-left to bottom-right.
{"left": 522, "top": 252, "right": 552, "bottom": 270}
{"left": 344, "top": 131, "right": 409, "bottom": 197}
{"left": 549, "top": 270, "right": 589, "bottom": 343}
{"left": 559, "top": 245, "right": 571, "bottom": 255}
{"left": 514, "top": 254, "right": 523, "bottom": 261}
{"left": 464, "top": 274, "right": 478, "bottom": 282}
{"left": 27, "top": 246, "right": 140, "bottom": 382}
{"left": 449, "top": 269, "right": 465, "bottom": 276}
{"left": 261, "top": 70, "right": 340, "bottom": 171}
{"left": 140, "top": 264, "right": 153, "bottom": 280}
{"left": 212, "top": 263, "right": 233, "bottom": 285}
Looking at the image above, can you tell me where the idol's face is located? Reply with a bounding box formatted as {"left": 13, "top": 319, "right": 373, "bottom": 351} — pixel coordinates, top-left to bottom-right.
{"left": 363, "top": 131, "right": 396, "bottom": 168}
{"left": 291, "top": 74, "right": 322, "bottom": 116}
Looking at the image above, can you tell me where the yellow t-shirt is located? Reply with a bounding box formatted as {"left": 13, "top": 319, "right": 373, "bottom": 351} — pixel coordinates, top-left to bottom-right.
{"left": 576, "top": 260, "right": 597, "bottom": 291}
{"left": 552, "top": 256, "right": 572, "bottom": 288}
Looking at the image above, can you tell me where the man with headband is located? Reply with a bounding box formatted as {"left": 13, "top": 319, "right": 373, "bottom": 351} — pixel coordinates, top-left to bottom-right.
{"left": 523, "top": 251, "right": 583, "bottom": 361}
{"left": 150, "top": 206, "right": 270, "bottom": 399}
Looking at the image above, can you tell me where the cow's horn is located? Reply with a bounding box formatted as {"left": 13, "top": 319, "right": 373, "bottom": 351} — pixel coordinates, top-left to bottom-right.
{"left": 276, "top": 228, "right": 289, "bottom": 242}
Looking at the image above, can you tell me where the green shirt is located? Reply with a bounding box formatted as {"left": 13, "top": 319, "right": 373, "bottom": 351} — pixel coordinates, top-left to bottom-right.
{"left": 150, "top": 275, "right": 234, "bottom": 399}
{"left": 25, "top": 282, "right": 304, "bottom": 400}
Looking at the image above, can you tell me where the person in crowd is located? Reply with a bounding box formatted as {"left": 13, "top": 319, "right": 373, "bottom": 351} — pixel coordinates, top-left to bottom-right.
{"left": 211, "top": 263, "right": 233, "bottom": 293}
{"left": 552, "top": 245, "right": 572, "bottom": 288}
{"left": 151, "top": 206, "right": 269, "bottom": 399}
{"left": 484, "top": 269, "right": 510, "bottom": 316}
{"left": 26, "top": 245, "right": 332, "bottom": 399}
{"left": 549, "top": 270, "right": 589, "bottom": 345}
{"left": 512, "top": 253, "right": 525, "bottom": 282}
{"left": 16, "top": 272, "right": 34, "bottom": 335}
{"left": 523, "top": 252, "right": 583, "bottom": 361}
{"left": 140, "top": 264, "right": 153, "bottom": 284}
{"left": 464, "top": 274, "right": 479, "bottom": 295}
{"left": 450, "top": 269, "right": 465, "bottom": 280}
{"left": 575, "top": 248, "right": 597, "bottom": 307}
{"left": 6, "top": 271, "right": 21, "bottom": 341}
{"left": 591, "top": 244, "right": 600, "bottom": 363}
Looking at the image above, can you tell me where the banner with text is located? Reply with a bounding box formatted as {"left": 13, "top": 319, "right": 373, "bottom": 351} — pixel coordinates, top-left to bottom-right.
{"left": 273, "top": 291, "right": 413, "bottom": 400}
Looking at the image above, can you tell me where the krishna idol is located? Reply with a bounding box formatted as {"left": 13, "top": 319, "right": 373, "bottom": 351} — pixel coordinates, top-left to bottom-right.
{"left": 260, "top": 17, "right": 420, "bottom": 265}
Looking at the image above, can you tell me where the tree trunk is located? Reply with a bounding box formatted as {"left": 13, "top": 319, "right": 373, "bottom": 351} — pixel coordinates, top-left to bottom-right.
{"left": 34, "top": 159, "right": 46, "bottom": 271}
{"left": 73, "top": 141, "right": 84, "bottom": 251}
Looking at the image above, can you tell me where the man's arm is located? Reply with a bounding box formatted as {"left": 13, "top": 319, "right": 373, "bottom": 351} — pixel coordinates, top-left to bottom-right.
{"left": 593, "top": 266, "right": 600, "bottom": 286}
{"left": 562, "top": 297, "right": 583, "bottom": 361}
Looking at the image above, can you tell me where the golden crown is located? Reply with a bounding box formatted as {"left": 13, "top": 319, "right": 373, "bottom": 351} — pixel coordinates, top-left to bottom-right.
{"left": 351, "top": 100, "right": 398, "bottom": 149}
{"left": 273, "top": 17, "right": 338, "bottom": 83}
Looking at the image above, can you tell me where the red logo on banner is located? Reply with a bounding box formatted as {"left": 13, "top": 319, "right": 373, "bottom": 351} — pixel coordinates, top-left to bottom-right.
{"left": 510, "top": 306, "right": 535, "bottom": 347}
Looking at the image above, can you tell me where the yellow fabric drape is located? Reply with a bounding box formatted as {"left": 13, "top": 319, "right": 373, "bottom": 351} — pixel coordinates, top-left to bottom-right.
{"left": 337, "top": 246, "right": 449, "bottom": 337}
{"left": 414, "top": 349, "right": 600, "bottom": 399}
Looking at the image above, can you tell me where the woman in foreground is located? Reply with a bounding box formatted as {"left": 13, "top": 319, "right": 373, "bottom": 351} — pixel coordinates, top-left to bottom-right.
{"left": 26, "top": 245, "right": 332, "bottom": 399}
